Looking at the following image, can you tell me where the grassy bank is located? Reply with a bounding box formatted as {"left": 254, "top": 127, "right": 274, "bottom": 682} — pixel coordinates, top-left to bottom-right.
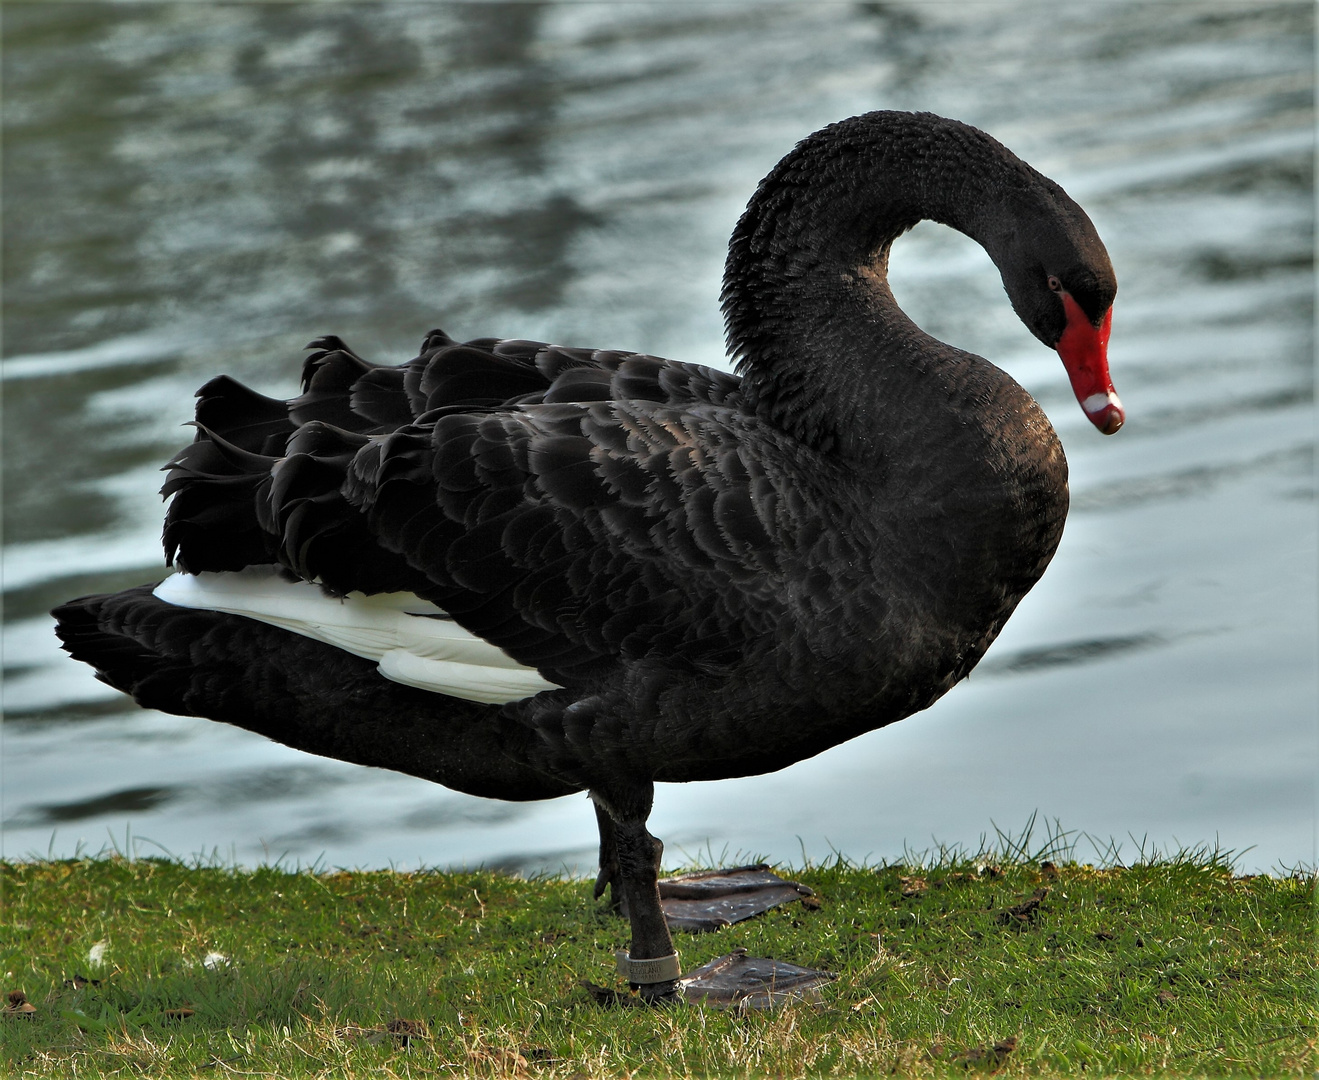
{"left": 0, "top": 851, "right": 1314, "bottom": 1077}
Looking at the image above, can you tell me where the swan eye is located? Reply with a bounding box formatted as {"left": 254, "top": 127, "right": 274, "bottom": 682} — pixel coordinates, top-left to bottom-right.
{"left": 1047, "top": 275, "right": 1063, "bottom": 293}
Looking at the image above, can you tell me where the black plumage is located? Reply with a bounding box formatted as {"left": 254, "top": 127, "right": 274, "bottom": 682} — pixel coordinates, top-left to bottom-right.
{"left": 54, "top": 111, "right": 1120, "bottom": 1001}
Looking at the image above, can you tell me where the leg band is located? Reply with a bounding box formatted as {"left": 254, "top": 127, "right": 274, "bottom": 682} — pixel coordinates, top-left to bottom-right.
{"left": 615, "top": 950, "right": 682, "bottom": 984}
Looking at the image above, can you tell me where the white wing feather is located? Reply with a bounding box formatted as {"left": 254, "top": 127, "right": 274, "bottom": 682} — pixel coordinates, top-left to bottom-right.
{"left": 152, "top": 569, "right": 563, "bottom": 705}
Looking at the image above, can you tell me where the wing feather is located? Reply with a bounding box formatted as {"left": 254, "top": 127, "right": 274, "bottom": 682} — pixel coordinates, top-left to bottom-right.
{"left": 160, "top": 329, "right": 830, "bottom": 686}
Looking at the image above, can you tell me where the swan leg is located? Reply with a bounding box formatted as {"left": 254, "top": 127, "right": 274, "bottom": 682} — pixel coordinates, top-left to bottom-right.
{"left": 590, "top": 788, "right": 681, "bottom": 1004}
{"left": 592, "top": 798, "right": 625, "bottom": 915}
{"left": 614, "top": 819, "right": 682, "bottom": 1002}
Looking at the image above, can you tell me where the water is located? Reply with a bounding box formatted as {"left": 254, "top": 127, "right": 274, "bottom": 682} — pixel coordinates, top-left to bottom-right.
{"left": 3, "top": 3, "right": 1314, "bottom": 873}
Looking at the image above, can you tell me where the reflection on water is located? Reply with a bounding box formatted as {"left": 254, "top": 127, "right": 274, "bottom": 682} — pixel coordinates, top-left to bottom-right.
{"left": 976, "top": 635, "right": 1168, "bottom": 677}
{"left": 2, "top": 2, "right": 1314, "bottom": 872}
{"left": 5, "top": 785, "right": 176, "bottom": 829}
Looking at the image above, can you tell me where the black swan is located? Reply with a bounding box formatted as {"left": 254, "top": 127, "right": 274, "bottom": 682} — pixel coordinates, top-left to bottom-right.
{"left": 54, "top": 111, "right": 1120, "bottom": 1003}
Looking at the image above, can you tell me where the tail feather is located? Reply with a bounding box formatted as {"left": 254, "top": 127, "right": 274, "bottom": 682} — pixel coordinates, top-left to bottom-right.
{"left": 265, "top": 423, "right": 428, "bottom": 595}
{"left": 162, "top": 426, "right": 281, "bottom": 572}
{"left": 51, "top": 589, "right": 576, "bottom": 801}
{"left": 194, "top": 375, "right": 294, "bottom": 455}
{"left": 292, "top": 339, "right": 385, "bottom": 432}
{"left": 349, "top": 366, "right": 416, "bottom": 430}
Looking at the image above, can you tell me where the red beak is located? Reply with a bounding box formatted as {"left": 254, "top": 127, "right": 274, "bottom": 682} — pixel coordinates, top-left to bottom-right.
{"left": 1057, "top": 293, "right": 1122, "bottom": 435}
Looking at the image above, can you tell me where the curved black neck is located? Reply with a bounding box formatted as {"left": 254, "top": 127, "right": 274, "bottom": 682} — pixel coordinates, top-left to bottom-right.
{"left": 722, "top": 112, "right": 1043, "bottom": 462}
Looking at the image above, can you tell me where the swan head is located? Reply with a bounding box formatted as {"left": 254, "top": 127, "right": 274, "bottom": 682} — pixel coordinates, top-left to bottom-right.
{"left": 994, "top": 187, "right": 1122, "bottom": 435}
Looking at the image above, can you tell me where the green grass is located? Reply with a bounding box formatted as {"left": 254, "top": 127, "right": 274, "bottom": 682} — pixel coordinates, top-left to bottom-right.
{"left": 1, "top": 846, "right": 1314, "bottom": 1077}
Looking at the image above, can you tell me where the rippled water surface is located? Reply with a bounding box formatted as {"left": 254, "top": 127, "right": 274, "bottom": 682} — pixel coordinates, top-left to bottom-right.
{"left": 3, "top": 3, "right": 1314, "bottom": 872}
